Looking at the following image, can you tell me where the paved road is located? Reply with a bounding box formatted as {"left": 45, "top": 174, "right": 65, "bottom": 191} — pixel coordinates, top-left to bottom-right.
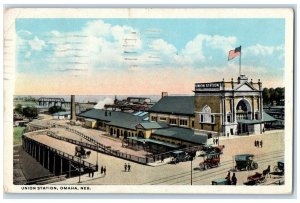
{"left": 53, "top": 130, "right": 284, "bottom": 185}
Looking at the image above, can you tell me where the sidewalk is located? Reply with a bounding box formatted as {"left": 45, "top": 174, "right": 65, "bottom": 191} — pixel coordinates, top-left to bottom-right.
{"left": 218, "top": 129, "right": 284, "bottom": 141}
{"left": 52, "top": 171, "right": 106, "bottom": 185}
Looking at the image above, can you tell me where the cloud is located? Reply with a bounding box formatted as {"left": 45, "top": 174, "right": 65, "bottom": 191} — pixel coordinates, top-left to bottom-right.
{"left": 28, "top": 36, "right": 46, "bottom": 51}
{"left": 245, "top": 44, "right": 284, "bottom": 56}
{"left": 243, "top": 44, "right": 284, "bottom": 68}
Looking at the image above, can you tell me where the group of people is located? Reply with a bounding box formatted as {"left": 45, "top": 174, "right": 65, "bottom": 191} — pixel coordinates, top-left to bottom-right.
{"left": 88, "top": 165, "right": 106, "bottom": 178}
{"left": 255, "top": 140, "right": 263, "bottom": 148}
{"left": 100, "top": 165, "right": 107, "bottom": 176}
{"left": 213, "top": 138, "right": 219, "bottom": 145}
{"left": 225, "top": 171, "right": 237, "bottom": 185}
{"left": 124, "top": 163, "right": 131, "bottom": 172}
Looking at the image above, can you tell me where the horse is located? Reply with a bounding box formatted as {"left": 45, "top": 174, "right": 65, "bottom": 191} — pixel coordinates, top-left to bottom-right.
{"left": 263, "top": 165, "right": 271, "bottom": 178}
{"left": 75, "top": 145, "right": 86, "bottom": 157}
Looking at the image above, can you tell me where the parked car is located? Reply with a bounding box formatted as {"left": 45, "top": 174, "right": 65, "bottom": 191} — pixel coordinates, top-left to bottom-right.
{"left": 199, "top": 153, "right": 220, "bottom": 170}
{"left": 235, "top": 154, "right": 258, "bottom": 171}
{"left": 212, "top": 178, "right": 229, "bottom": 185}
{"left": 170, "top": 150, "right": 191, "bottom": 164}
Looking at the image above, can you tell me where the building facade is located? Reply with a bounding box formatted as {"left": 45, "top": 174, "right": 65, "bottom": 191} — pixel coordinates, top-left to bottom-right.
{"left": 194, "top": 75, "right": 264, "bottom": 136}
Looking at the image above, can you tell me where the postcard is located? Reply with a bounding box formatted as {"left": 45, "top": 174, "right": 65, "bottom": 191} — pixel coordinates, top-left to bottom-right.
{"left": 3, "top": 8, "right": 294, "bottom": 194}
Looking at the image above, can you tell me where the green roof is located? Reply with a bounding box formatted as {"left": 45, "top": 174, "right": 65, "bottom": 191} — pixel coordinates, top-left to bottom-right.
{"left": 152, "top": 127, "right": 207, "bottom": 144}
{"left": 262, "top": 112, "right": 277, "bottom": 122}
{"left": 237, "top": 119, "right": 262, "bottom": 124}
{"left": 148, "top": 96, "right": 195, "bottom": 116}
{"left": 137, "top": 122, "right": 168, "bottom": 129}
{"left": 78, "top": 109, "right": 148, "bottom": 130}
{"left": 238, "top": 112, "right": 277, "bottom": 124}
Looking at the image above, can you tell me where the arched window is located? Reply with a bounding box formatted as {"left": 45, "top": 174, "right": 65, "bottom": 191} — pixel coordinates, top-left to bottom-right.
{"left": 202, "top": 105, "right": 212, "bottom": 123}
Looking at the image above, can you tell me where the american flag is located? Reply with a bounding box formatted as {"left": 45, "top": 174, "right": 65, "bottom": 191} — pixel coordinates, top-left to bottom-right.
{"left": 228, "top": 46, "right": 241, "bottom": 60}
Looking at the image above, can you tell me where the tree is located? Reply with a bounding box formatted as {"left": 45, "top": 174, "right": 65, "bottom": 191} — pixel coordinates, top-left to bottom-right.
{"left": 14, "top": 104, "right": 23, "bottom": 114}
{"left": 22, "top": 106, "right": 38, "bottom": 120}
{"left": 48, "top": 106, "right": 66, "bottom": 114}
{"left": 262, "top": 88, "right": 270, "bottom": 105}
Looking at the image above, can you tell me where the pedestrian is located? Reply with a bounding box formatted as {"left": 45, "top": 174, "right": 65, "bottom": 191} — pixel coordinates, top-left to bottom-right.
{"left": 101, "top": 165, "right": 103, "bottom": 174}
{"left": 88, "top": 169, "right": 91, "bottom": 177}
{"left": 213, "top": 138, "right": 215, "bottom": 145}
{"left": 92, "top": 170, "right": 94, "bottom": 178}
{"left": 103, "top": 166, "right": 106, "bottom": 175}
{"left": 231, "top": 173, "right": 237, "bottom": 185}
{"left": 225, "top": 171, "right": 231, "bottom": 185}
{"left": 161, "top": 155, "right": 164, "bottom": 163}
{"left": 260, "top": 140, "right": 263, "bottom": 148}
{"left": 128, "top": 163, "right": 131, "bottom": 172}
{"left": 254, "top": 140, "right": 257, "bottom": 147}
{"left": 124, "top": 163, "right": 127, "bottom": 172}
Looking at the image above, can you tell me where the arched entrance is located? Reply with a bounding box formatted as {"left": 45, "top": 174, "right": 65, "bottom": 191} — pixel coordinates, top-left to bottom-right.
{"left": 138, "top": 131, "right": 144, "bottom": 138}
{"left": 236, "top": 99, "right": 251, "bottom": 120}
{"left": 117, "top": 129, "right": 120, "bottom": 137}
{"left": 110, "top": 128, "right": 113, "bottom": 136}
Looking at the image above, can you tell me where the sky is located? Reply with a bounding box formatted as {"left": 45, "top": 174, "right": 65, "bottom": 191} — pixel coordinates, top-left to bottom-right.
{"left": 15, "top": 18, "right": 285, "bottom": 95}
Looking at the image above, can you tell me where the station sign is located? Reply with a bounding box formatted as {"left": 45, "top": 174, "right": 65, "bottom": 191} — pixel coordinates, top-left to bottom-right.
{"left": 195, "top": 82, "right": 220, "bottom": 89}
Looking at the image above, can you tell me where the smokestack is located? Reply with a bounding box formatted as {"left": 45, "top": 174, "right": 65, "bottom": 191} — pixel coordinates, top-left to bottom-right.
{"left": 71, "top": 95, "right": 76, "bottom": 121}
{"left": 161, "top": 92, "right": 168, "bottom": 98}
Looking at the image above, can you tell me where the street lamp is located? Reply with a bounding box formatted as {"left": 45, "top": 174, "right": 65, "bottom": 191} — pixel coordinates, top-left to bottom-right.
{"left": 78, "top": 154, "right": 82, "bottom": 183}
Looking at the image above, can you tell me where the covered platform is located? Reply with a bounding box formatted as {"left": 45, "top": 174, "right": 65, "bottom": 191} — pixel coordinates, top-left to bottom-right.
{"left": 127, "top": 136, "right": 180, "bottom": 154}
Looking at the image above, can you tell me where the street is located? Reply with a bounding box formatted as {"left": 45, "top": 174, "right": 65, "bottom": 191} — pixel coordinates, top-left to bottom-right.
{"left": 53, "top": 130, "right": 284, "bottom": 185}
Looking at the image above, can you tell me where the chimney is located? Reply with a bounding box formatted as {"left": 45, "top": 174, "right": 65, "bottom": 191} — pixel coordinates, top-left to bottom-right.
{"left": 161, "top": 92, "right": 168, "bottom": 98}
{"left": 70, "top": 95, "right": 76, "bottom": 121}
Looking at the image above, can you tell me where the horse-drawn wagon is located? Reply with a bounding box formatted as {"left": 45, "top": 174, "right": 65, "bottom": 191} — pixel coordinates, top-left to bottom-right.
{"left": 273, "top": 160, "right": 284, "bottom": 174}
{"left": 75, "top": 145, "right": 91, "bottom": 159}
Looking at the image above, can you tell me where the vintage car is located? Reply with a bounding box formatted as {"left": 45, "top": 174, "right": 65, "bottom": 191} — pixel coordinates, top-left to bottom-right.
{"left": 234, "top": 154, "right": 258, "bottom": 171}
{"left": 198, "top": 144, "right": 225, "bottom": 157}
{"left": 273, "top": 160, "right": 284, "bottom": 174}
{"left": 170, "top": 150, "right": 191, "bottom": 164}
{"left": 199, "top": 153, "right": 220, "bottom": 170}
{"left": 212, "top": 178, "right": 229, "bottom": 185}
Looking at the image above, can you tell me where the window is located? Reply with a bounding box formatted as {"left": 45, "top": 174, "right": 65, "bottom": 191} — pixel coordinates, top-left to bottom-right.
{"left": 170, "top": 118, "right": 177, "bottom": 125}
{"left": 200, "top": 105, "right": 213, "bottom": 123}
{"left": 179, "top": 119, "right": 188, "bottom": 126}
{"left": 192, "top": 121, "right": 194, "bottom": 128}
{"left": 227, "top": 115, "right": 231, "bottom": 122}
{"left": 160, "top": 117, "right": 167, "bottom": 121}
{"left": 151, "top": 116, "right": 157, "bottom": 121}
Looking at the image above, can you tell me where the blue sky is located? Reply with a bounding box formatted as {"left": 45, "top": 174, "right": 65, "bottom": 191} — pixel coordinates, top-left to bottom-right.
{"left": 15, "top": 18, "right": 285, "bottom": 94}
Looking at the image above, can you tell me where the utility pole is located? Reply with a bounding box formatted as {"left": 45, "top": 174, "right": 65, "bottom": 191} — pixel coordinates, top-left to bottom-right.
{"left": 96, "top": 144, "right": 99, "bottom": 171}
{"left": 190, "top": 157, "right": 193, "bottom": 185}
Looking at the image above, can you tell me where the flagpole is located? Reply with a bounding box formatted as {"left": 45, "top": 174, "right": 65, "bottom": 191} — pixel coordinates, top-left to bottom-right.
{"left": 239, "top": 46, "right": 242, "bottom": 76}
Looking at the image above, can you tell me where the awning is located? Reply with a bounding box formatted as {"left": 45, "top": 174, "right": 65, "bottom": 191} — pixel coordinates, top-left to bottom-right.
{"left": 237, "top": 119, "right": 263, "bottom": 124}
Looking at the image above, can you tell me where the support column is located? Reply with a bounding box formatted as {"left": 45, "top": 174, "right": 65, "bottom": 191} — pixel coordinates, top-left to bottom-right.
{"left": 252, "top": 96, "right": 254, "bottom": 120}
{"left": 69, "top": 160, "right": 71, "bottom": 178}
{"left": 53, "top": 154, "right": 56, "bottom": 175}
{"left": 47, "top": 150, "right": 50, "bottom": 170}
{"left": 232, "top": 97, "right": 235, "bottom": 122}
{"left": 60, "top": 157, "right": 63, "bottom": 175}
{"left": 38, "top": 145, "right": 41, "bottom": 163}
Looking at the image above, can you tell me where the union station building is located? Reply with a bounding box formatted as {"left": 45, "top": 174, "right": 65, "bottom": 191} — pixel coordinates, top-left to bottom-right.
{"left": 78, "top": 75, "right": 276, "bottom": 149}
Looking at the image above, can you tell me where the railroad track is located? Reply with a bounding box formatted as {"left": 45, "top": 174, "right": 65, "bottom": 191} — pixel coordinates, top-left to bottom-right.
{"left": 142, "top": 150, "right": 284, "bottom": 185}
